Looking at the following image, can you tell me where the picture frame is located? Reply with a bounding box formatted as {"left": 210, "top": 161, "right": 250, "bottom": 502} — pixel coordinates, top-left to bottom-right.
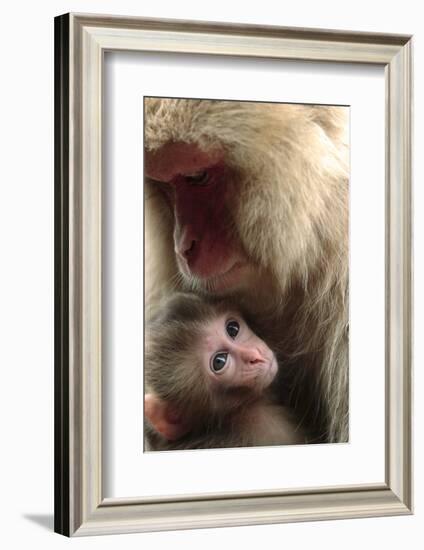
{"left": 54, "top": 13, "right": 413, "bottom": 536}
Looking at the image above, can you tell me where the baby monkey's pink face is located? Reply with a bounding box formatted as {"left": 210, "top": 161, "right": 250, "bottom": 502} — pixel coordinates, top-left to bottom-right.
{"left": 201, "top": 313, "right": 278, "bottom": 395}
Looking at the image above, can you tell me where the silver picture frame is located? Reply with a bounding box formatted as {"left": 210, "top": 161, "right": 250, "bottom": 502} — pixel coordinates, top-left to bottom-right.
{"left": 54, "top": 13, "right": 413, "bottom": 536}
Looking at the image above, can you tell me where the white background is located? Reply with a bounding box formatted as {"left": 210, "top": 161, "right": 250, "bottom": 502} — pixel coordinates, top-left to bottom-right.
{"left": 104, "top": 53, "right": 385, "bottom": 497}
{"left": 0, "top": 1, "right": 422, "bottom": 549}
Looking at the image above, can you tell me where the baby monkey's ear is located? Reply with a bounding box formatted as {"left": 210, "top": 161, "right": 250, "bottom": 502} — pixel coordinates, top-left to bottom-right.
{"left": 144, "top": 393, "right": 191, "bottom": 441}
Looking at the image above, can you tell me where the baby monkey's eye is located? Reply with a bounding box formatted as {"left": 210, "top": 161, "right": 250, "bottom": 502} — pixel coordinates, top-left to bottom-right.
{"left": 226, "top": 320, "right": 240, "bottom": 339}
{"left": 211, "top": 352, "right": 228, "bottom": 373}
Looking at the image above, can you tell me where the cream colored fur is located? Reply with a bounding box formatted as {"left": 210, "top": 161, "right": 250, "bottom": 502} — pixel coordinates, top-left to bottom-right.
{"left": 144, "top": 99, "right": 349, "bottom": 443}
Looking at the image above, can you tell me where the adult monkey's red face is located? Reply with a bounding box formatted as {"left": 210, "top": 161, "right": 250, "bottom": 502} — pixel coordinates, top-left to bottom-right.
{"left": 145, "top": 141, "right": 251, "bottom": 293}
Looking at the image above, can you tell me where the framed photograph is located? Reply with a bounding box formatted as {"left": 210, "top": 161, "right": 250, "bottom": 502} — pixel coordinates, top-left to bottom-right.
{"left": 54, "top": 13, "right": 412, "bottom": 536}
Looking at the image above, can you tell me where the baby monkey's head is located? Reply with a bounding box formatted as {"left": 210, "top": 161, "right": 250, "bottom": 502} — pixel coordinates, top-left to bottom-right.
{"left": 145, "top": 293, "right": 277, "bottom": 442}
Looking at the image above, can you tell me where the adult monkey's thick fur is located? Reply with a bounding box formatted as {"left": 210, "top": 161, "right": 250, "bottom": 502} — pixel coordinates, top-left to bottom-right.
{"left": 144, "top": 99, "right": 349, "bottom": 443}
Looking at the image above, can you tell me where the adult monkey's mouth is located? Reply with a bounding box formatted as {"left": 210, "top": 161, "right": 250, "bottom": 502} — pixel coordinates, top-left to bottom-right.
{"left": 178, "top": 252, "right": 249, "bottom": 291}
{"left": 198, "top": 261, "right": 249, "bottom": 293}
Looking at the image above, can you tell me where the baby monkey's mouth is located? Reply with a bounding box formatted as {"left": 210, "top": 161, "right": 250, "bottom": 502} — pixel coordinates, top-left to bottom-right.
{"left": 252, "top": 354, "right": 278, "bottom": 393}
{"left": 263, "top": 355, "right": 278, "bottom": 388}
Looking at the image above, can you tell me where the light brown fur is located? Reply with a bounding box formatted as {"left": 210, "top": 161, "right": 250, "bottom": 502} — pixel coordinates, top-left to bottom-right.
{"left": 144, "top": 293, "right": 305, "bottom": 451}
{"left": 144, "top": 99, "right": 349, "bottom": 443}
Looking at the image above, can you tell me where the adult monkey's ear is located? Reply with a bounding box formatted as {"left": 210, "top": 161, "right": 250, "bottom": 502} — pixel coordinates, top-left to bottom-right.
{"left": 144, "top": 393, "right": 191, "bottom": 441}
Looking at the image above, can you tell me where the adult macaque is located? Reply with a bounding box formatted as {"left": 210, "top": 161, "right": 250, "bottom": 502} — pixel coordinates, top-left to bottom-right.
{"left": 144, "top": 293, "right": 304, "bottom": 450}
{"left": 144, "top": 98, "right": 349, "bottom": 443}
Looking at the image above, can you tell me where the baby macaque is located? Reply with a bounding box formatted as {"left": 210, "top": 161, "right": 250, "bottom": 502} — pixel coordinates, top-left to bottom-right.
{"left": 144, "top": 293, "right": 305, "bottom": 451}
